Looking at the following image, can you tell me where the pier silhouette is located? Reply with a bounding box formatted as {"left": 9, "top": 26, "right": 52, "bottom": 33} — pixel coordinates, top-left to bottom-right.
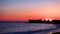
{"left": 28, "top": 19, "right": 60, "bottom": 24}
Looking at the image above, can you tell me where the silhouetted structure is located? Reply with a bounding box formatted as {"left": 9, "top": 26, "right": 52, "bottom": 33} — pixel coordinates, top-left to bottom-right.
{"left": 29, "top": 19, "right": 43, "bottom": 23}
{"left": 28, "top": 19, "right": 60, "bottom": 24}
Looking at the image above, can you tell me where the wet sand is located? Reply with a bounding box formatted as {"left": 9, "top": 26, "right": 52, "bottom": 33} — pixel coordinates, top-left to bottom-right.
{"left": 47, "top": 28, "right": 60, "bottom": 34}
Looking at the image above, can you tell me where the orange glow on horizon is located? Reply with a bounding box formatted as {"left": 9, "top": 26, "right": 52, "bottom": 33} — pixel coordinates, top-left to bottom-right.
{"left": 0, "top": 1, "right": 60, "bottom": 21}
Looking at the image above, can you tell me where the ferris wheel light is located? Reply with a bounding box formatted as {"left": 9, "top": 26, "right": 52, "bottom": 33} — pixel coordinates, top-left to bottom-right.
{"left": 45, "top": 18, "right": 49, "bottom": 21}
{"left": 45, "top": 18, "right": 52, "bottom": 21}
{"left": 49, "top": 19, "right": 52, "bottom": 21}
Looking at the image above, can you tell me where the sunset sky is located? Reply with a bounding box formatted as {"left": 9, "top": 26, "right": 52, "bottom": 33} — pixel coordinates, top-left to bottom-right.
{"left": 0, "top": 0, "right": 60, "bottom": 21}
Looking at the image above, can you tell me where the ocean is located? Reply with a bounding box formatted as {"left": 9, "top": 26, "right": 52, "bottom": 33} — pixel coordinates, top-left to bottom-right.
{"left": 0, "top": 22, "right": 60, "bottom": 34}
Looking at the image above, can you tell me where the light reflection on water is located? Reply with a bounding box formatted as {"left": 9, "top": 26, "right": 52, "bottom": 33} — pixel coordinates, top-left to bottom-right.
{"left": 0, "top": 23, "right": 60, "bottom": 34}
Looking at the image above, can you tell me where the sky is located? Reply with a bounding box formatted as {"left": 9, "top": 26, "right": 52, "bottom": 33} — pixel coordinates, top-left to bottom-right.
{"left": 0, "top": 0, "right": 60, "bottom": 21}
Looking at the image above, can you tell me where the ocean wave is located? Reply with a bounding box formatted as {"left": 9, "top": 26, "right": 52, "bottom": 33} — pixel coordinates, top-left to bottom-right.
{"left": 0, "top": 23, "right": 57, "bottom": 33}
